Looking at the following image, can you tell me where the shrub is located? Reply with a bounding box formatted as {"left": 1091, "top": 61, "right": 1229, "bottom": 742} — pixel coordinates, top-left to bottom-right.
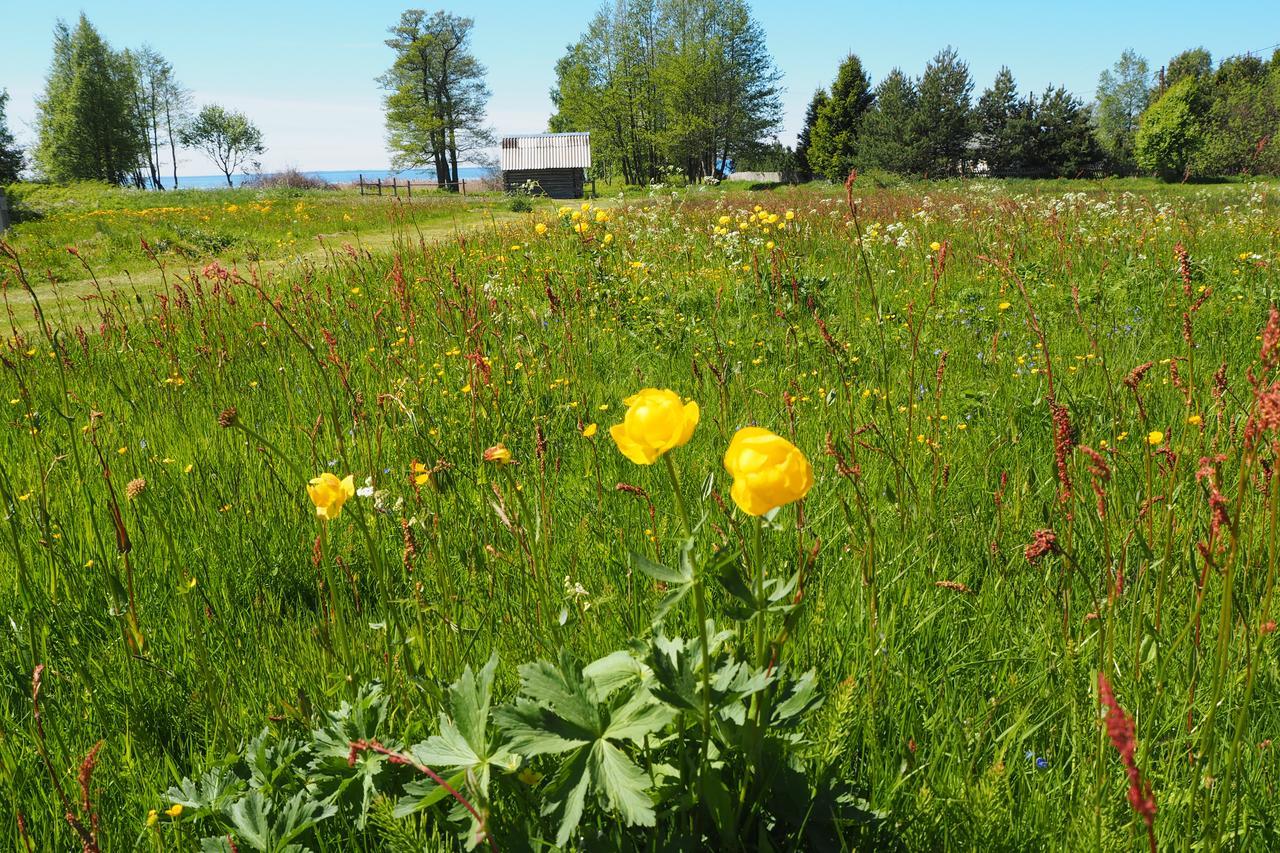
{"left": 1135, "top": 78, "right": 1205, "bottom": 181}
{"left": 247, "top": 168, "right": 335, "bottom": 190}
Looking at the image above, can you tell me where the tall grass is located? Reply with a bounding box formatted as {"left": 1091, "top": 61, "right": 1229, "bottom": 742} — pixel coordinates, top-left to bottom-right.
{"left": 1, "top": 178, "right": 1278, "bottom": 850}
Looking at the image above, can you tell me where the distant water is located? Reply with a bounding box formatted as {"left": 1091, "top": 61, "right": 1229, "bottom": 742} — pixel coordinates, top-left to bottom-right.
{"left": 173, "top": 167, "right": 488, "bottom": 190}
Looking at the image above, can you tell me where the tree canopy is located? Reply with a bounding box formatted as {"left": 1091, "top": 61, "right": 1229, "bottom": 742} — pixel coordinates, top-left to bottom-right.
{"left": 550, "top": 0, "right": 781, "bottom": 184}
{"left": 381, "top": 10, "right": 494, "bottom": 189}
{"left": 179, "top": 104, "right": 265, "bottom": 187}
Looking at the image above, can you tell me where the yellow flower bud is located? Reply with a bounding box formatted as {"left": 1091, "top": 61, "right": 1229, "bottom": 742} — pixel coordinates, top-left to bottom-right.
{"left": 723, "top": 427, "right": 813, "bottom": 516}
{"left": 483, "top": 443, "right": 513, "bottom": 465}
{"left": 609, "top": 388, "right": 699, "bottom": 465}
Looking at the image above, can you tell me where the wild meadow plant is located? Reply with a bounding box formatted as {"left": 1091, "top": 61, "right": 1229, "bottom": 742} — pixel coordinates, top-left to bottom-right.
{"left": 1, "top": 178, "right": 1279, "bottom": 850}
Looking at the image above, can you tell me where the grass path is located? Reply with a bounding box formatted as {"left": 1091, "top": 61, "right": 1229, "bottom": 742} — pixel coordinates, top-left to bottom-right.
{"left": 5, "top": 202, "right": 526, "bottom": 330}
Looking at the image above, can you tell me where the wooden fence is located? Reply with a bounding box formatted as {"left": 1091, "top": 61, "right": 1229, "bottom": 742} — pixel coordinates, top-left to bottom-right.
{"left": 357, "top": 175, "right": 468, "bottom": 198}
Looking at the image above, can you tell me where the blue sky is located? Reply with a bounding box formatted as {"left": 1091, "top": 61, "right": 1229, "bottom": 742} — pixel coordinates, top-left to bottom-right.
{"left": 2, "top": 1, "right": 1277, "bottom": 174}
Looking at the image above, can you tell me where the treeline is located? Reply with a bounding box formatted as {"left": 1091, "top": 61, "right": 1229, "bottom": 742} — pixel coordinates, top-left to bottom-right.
{"left": 11, "top": 14, "right": 267, "bottom": 188}
{"left": 797, "top": 45, "right": 1280, "bottom": 182}
{"left": 548, "top": 0, "right": 781, "bottom": 185}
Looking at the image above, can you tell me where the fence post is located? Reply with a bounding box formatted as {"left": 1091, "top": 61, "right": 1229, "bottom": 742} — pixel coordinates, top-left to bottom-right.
{"left": 406, "top": 180, "right": 411, "bottom": 200}
{"left": 376, "top": 178, "right": 382, "bottom": 196}
{"left": 0, "top": 188, "right": 9, "bottom": 233}
{"left": 358, "top": 174, "right": 364, "bottom": 196}
{"left": 460, "top": 179, "right": 466, "bottom": 198}
{"left": 392, "top": 178, "right": 398, "bottom": 197}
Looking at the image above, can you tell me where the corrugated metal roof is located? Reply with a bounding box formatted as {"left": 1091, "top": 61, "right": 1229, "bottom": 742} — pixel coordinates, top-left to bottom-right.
{"left": 500, "top": 133, "right": 591, "bottom": 171}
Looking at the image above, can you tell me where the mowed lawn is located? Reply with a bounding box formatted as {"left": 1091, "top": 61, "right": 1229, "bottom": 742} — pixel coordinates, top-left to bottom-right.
{"left": 2, "top": 178, "right": 1280, "bottom": 850}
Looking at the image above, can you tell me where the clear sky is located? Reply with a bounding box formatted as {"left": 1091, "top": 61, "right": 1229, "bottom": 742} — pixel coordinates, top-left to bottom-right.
{"left": 2, "top": 1, "right": 1277, "bottom": 175}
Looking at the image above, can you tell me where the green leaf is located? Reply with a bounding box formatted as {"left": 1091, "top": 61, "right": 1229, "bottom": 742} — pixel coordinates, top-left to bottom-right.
{"left": 392, "top": 770, "right": 469, "bottom": 818}
{"left": 631, "top": 551, "right": 690, "bottom": 584}
{"left": 591, "top": 740, "right": 656, "bottom": 827}
{"left": 603, "top": 685, "right": 676, "bottom": 744}
{"left": 227, "top": 790, "right": 273, "bottom": 852}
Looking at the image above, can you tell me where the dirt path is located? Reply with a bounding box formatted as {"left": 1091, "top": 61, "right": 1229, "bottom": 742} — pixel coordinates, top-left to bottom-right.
{"left": 6, "top": 205, "right": 527, "bottom": 330}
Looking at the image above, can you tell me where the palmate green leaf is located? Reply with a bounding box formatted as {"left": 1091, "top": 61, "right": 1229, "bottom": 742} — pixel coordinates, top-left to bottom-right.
{"left": 496, "top": 649, "right": 677, "bottom": 843}
{"left": 407, "top": 653, "right": 515, "bottom": 801}
{"left": 166, "top": 766, "right": 246, "bottom": 816}
{"left": 392, "top": 769, "right": 469, "bottom": 819}
{"left": 543, "top": 745, "right": 593, "bottom": 848}
{"left": 496, "top": 698, "right": 595, "bottom": 756}
{"left": 591, "top": 740, "right": 657, "bottom": 827}
{"left": 604, "top": 681, "right": 677, "bottom": 743}
{"left": 307, "top": 684, "right": 394, "bottom": 829}
{"left": 224, "top": 789, "right": 335, "bottom": 853}
{"left": 227, "top": 790, "right": 273, "bottom": 851}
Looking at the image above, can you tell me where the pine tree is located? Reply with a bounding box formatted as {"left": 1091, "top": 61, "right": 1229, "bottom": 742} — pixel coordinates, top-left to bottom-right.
{"left": 975, "top": 67, "right": 1020, "bottom": 175}
{"left": 0, "top": 90, "right": 23, "bottom": 183}
{"left": 807, "top": 54, "right": 873, "bottom": 181}
{"left": 857, "top": 69, "right": 923, "bottom": 174}
{"left": 34, "top": 15, "right": 143, "bottom": 184}
{"left": 794, "top": 89, "right": 828, "bottom": 182}
{"left": 913, "top": 47, "right": 973, "bottom": 176}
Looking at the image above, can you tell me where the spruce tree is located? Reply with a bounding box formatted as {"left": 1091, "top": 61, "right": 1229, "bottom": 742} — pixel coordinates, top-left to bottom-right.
{"left": 794, "top": 89, "right": 828, "bottom": 182}
{"left": 807, "top": 54, "right": 873, "bottom": 180}
{"left": 34, "top": 15, "right": 142, "bottom": 184}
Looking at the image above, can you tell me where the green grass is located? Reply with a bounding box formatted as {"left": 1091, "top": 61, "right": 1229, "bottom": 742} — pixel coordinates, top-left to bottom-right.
{"left": 2, "top": 178, "right": 1280, "bottom": 850}
{"left": 0, "top": 181, "right": 515, "bottom": 285}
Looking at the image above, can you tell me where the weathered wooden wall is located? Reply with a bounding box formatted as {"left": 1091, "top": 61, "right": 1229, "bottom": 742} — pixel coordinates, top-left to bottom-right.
{"left": 503, "top": 168, "right": 585, "bottom": 199}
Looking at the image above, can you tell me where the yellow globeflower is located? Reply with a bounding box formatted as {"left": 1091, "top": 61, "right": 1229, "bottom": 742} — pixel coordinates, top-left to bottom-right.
{"left": 1147, "top": 430, "right": 1164, "bottom": 446}
{"left": 307, "top": 472, "right": 355, "bottom": 521}
{"left": 723, "top": 427, "right": 813, "bottom": 516}
{"left": 609, "top": 388, "right": 700, "bottom": 465}
{"left": 535, "top": 222, "right": 547, "bottom": 235}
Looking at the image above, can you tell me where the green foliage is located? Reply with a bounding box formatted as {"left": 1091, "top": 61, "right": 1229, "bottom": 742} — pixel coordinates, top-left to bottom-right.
{"left": 1135, "top": 77, "right": 1206, "bottom": 180}
{"left": 0, "top": 89, "right": 23, "bottom": 182}
{"left": 1095, "top": 49, "right": 1152, "bottom": 172}
{"left": 380, "top": 11, "right": 493, "bottom": 188}
{"left": 794, "top": 89, "right": 828, "bottom": 182}
{"left": 807, "top": 54, "right": 874, "bottom": 181}
{"left": 857, "top": 69, "right": 924, "bottom": 174}
{"left": 179, "top": 104, "right": 265, "bottom": 187}
{"left": 550, "top": 0, "right": 781, "bottom": 185}
{"left": 34, "top": 15, "right": 144, "bottom": 184}
{"left": 1163, "top": 47, "right": 1213, "bottom": 91}
{"left": 974, "top": 67, "right": 1022, "bottom": 175}
{"left": 1194, "top": 55, "right": 1280, "bottom": 176}
{"left": 1002, "top": 85, "right": 1101, "bottom": 178}
{"left": 913, "top": 47, "right": 974, "bottom": 176}
{"left": 4, "top": 180, "right": 1280, "bottom": 850}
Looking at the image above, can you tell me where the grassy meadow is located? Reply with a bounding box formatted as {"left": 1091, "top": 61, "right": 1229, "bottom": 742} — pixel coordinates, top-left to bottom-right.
{"left": 2, "top": 177, "right": 1280, "bottom": 851}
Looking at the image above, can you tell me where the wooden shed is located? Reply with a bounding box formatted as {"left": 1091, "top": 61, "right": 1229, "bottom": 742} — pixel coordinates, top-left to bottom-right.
{"left": 501, "top": 133, "right": 591, "bottom": 199}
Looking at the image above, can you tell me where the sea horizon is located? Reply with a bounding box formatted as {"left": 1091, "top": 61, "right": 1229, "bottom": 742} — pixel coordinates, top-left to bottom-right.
{"left": 168, "top": 166, "right": 490, "bottom": 190}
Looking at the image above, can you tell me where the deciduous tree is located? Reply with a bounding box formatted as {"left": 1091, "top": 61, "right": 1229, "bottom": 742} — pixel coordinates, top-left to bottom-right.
{"left": 1094, "top": 49, "right": 1151, "bottom": 173}
{"left": 179, "top": 104, "right": 264, "bottom": 187}
{"left": 381, "top": 10, "right": 494, "bottom": 189}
